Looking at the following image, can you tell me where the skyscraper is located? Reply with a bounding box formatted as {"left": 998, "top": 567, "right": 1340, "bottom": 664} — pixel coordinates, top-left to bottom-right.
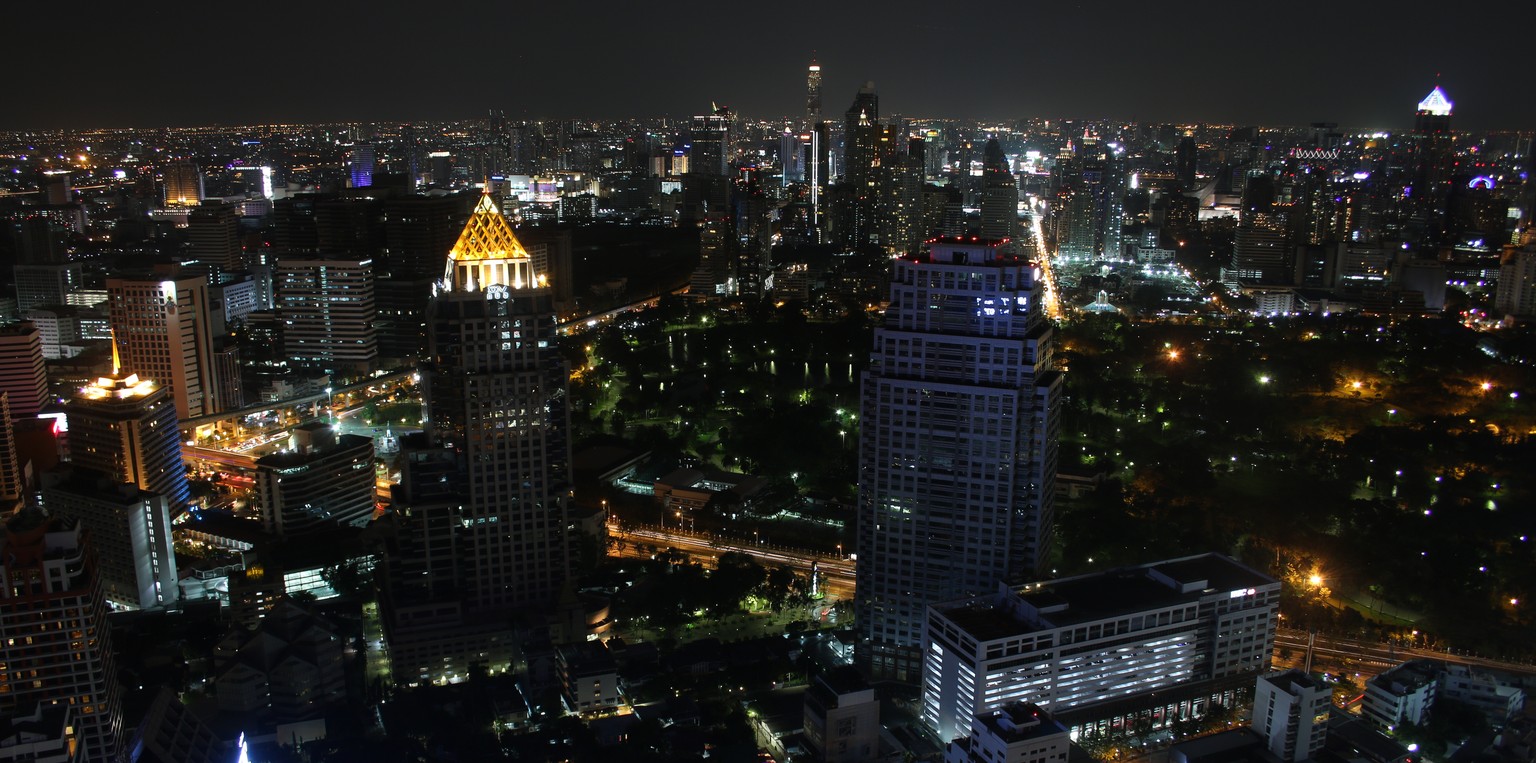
{"left": 161, "top": 161, "right": 203, "bottom": 207}
{"left": 1408, "top": 86, "right": 1456, "bottom": 244}
{"left": 0, "top": 511, "right": 124, "bottom": 762}
{"left": 806, "top": 57, "right": 822, "bottom": 126}
{"left": 63, "top": 352, "right": 192, "bottom": 516}
{"left": 979, "top": 139, "right": 1021, "bottom": 244}
{"left": 106, "top": 275, "right": 223, "bottom": 421}
{"left": 275, "top": 256, "right": 379, "bottom": 375}
{"left": 382, "top": 191, "right": 572, "bottom": 683}
{"left": 40, "top": 472, "right": 178, "bottom": 610}
{"left": 856, "top": 237, "right": 1062, "bottom": 682}
{"left": 350, "top": 143, "right": 376, "bottom": 189}
{"left": 186, "top": 201, "right": 243, "bottom": 273}
{"left": 689, "top": 108, "right": 732, "bottom": 177}
{"left": 0, "top": 322, "right": 49, "bottom": 420}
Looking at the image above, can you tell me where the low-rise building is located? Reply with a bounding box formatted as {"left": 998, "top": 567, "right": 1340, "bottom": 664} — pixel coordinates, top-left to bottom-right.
{"left": 1253, "top": 670, "right": 1330, "bottom": 763}
{"left": 944, "top": 702, "right": 1069, "bottom": 763}
{"left": 1363, "top": 660, "right": 1438, "bottom": 730}
{"left": 557, "top": 640, "right": 620, "bottom": 715}
{"left": 804, "top": 667, "right": 879, "bottom": 763}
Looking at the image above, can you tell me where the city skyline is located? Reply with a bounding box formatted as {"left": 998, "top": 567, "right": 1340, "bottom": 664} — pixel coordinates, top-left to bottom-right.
{"left": 4, "top": 0, "right": 1532, "bottom": 130}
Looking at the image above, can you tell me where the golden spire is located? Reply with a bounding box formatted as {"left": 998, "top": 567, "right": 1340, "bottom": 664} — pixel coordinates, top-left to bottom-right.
{"left": 110, "top": 327, "right": 122, "bottom": 376}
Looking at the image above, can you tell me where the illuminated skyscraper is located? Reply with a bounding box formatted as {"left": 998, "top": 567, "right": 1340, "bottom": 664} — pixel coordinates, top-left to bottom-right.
{"left": 350, "top": 143, "right": 376, "bottom": 189}
{"left": 187, "top": 201, "right": 243, "bottom": 273}
{"left": 856, "top": 238, "right": 1062, "bottom": 682}
{"left": 382, "top": 192, "right": 572, "bottom": 683}
{"left": 0, "top": 510, "right": 124, "bottom": 762}
{"left": 690, "top": 108, "right": 732, "bottom": 177}
{"left": 63, "top": 351, "right": 192, "bottom": 516}
{"left": 40, "top": 472, "right": 178, "bottom": 611}
{"left": 1409, "top": 86, "right": 1456, "bottom": 244}
{"left": 806, "top": 57, "right": 822, "bottom": 126}
{"left": 106, "top": 275, "right": 223, "bottom": 420}
{"left": 161, "top": 161, "right": 203, "bottom": 207}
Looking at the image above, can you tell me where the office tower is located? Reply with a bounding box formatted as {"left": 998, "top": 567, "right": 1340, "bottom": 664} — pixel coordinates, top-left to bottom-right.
{"left": 11, "top": 215, "right": 69, "bottom": 264}
{"left": 40, "top": 472, "right": 177, "bottom": 610}
{"left": 803, "top": 667, "right": 879, "bottom": 763}
{"left": 121, "top": 688, "right": 227, "bottom": 763}
{"left": 922, "top": 553, "right": 1280, "bottom": 743}
{"left": 0, "top": 322, "right": 48, "bottom": 419}
{"left": 350, "top": 143, "right": 376, "bottom": 188}
{"left": 806, "top": 57, "right": 822, "bottom": 126}
{"left": 275, "top": 256, "right": 379, "bottom": 374}
{"left": 521, "top": 227, "right": 575, "bottom": 310}
{"left": 0, "top": 511, "right": 124, "bottom": 762}
{"left": 1176, "top": 136, "right": 1198, "bottom": 189}
{"left": 842, "top": 83, "right": 880, "bottom": 188}
{"left": 856, "top": 237, "right": 1062, "bottom": 682}
{"left": 689, "top": 108, "right": 732, "bottom": 177}
{"left": 980, "top": 139, "right": 1020, "bottom": 244}
{"left": 64, "top": 355, "right": 192, "bottom": 516}
{"left": 186, "top": 201, "right": 242, "bottom": 273}
{"left": 944, "top": 704, "right": 1070, "bottom": 763}
{"left": 1253, "top": 670, "right": 1330, "bottom": 763}
{"left": 1227, "top": 213, "right": 1291, "bottom": 285}
{"left": 1409, "top": 87, "right": 1455, "bottom": 244}
{"left": 254, "top": 422, "right": 376, "bottom": 537}
{"left": 106, "top": 275, "right": 223, "bottom": 421}
{"left": 383, "top": 191, "right": 572, "bottom": 683}
{"left": 1495, "top": 243, "right": 1536, "bottom": 319}
{"left": 161, "top": 161, "right": 203, "bottom": 207}
{"left": 14, "top": 262, "right": 82, "bottom": 312}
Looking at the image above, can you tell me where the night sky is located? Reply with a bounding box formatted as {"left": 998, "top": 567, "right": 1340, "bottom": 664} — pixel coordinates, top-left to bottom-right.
{"left": 8, "top": 0, "right": 1532, "bottom": 131}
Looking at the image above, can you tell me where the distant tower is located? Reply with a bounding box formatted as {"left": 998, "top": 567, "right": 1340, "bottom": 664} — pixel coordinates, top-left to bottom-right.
{"left": 350, "top": 143, "right": 376, "bottom": 189}
{"left": 187, "top": 201, "right": 243, "bottom": 273}
{"left": 63, "top": 346, "right": 192, "bottom": 516}
{"left": 979, "top": 139, "right": 1020, "bottom": 243}
{"left": 806, "top": 57, "right": 822, "bottom": 127}
{"left": 856, "top": 238, "right": 1062, "bottom": 682}
{"left": 1409, "top": 86, "right": 1456, "bottom": 243}
{"left": 162, "top": 161, "right": 203, "bottom": 207}
{"left": 106, "top": 275, "right": 224, "bottom": 420}
{"left": 0, "top": 510, "right": 124, "bottom": 762}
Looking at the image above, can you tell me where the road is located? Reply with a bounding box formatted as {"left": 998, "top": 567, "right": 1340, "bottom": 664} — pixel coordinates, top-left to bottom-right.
{"left": 608, "top": 523, "right": 854, "bottom": 600}
{"left": 1275, "top": 627, "right": 1536, "bottom": 677}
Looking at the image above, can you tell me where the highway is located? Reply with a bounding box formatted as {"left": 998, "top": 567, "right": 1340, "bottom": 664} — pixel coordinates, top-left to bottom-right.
{"left": 608, "top": 523, "right": 854, "bottom": 600}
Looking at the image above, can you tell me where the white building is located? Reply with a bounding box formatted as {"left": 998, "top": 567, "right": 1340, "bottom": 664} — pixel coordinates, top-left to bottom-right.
{"left": 1254, "top": 670, "right": 1330, "bottom": 763}
{"left": 857, "top": 237, "right": 1063, "bottom": 682}
{"left": 945, "top": 703, "right": 1070, "bottom": 763}
{"left": 275, "top": 257, "right": 378, "bottom": 375}
{"left": 1363, "top": 660, "right": 1438, "bottom": 730}
{"left": 923, "top": 553, "right": 1279, "bottom": 743}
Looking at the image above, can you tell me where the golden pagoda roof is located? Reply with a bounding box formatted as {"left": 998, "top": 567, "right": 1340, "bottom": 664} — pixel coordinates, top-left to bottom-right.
{"left": 448, "top": 192, "right": 529, "bottom": 263}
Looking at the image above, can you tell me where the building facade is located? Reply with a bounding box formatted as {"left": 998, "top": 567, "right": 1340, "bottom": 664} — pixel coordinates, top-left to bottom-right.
{"left": 0, "top": 513, "right": 123, "bottom": 763}
{"left": 254, "top": 423, "right": 376, "bottom": 537}
{"left": 1254, "top": 670, "right": 1330, "bottom": 763}
{"left": 922, "top": 553, "right": 1279, "bottom": 743}
{"left": 106, "top": 275, "right": 223, "bottom": 421}
{"left": 39, "top": 474, "right": 177, "bottom": 610}
{"left": 276, "top": 257, "right": 379, "bottom": 375}
{"left": 64, "top": 367, "right": 191, "bottom": 516}
{"left": 856, "top": 237, "right": 1062, "bottom": 682}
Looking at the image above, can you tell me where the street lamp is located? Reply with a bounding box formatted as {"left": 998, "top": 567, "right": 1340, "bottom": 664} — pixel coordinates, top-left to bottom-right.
{"left": 325, "top": 387, "right": 334, "bottom": 423}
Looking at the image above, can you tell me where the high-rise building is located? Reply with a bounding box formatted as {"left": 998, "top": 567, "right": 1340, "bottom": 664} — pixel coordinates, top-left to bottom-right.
{"left": 0, "top": 511, "right": 124, "bottom": 763}
{"left": 40, "top": 472, "right": 178, "bottom": 610}
{"left": 382, "top": 191, "right": 572, "bottom": 683}
{"left": 161, "top": 161, "right": 203, "bottom": 207}
{"left": 806, "top": 58, "right": 822, "bottom": 126}
{"left": 0, "top": 394, "right": 22, "bottom": 511}
{"left": 350, "top": 143, "right": 376, "bottom": 189}
{"left": 1253, "top": 670, "right": 1330, "bottom": 763}
{"left": 63, "top": 356, "right": 192, "bottom": 516}
{"left": 1494, "top": 243, "right": 1536, "bottom": 319}
{"left": 922, "top": 553, "right": 1280, "bottom": 743}
{"left": 0, "top": 322, "right": 49, "bottom": 419}
{"left": 14, "top": 263, "right": 82, "bottom": 313}
{"left": 689, "top": 109, "right": 732, "bottom": 177}
{"left": 186, "top": 201, "right": 243, "bottom": 273}
{"left": 107, "top": 275, "right": 223, "bottom": 421}
{"left": 1408, "top": 86, "right": 1456, "bottom": 244}
{"left": 856, "top": 237, "right": 1062, "bottom": 682}
{"left": 254, "top": 422, "right": 376, "bottom": 537}
{"left": 275, "top": 256, "right": 379, "bottom": 374}
{"left": 980, "top": 139, "right": 1021, "bottom": 244}
{"left": 1226, "top": 213, "right": 1291, "bottom": 285}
